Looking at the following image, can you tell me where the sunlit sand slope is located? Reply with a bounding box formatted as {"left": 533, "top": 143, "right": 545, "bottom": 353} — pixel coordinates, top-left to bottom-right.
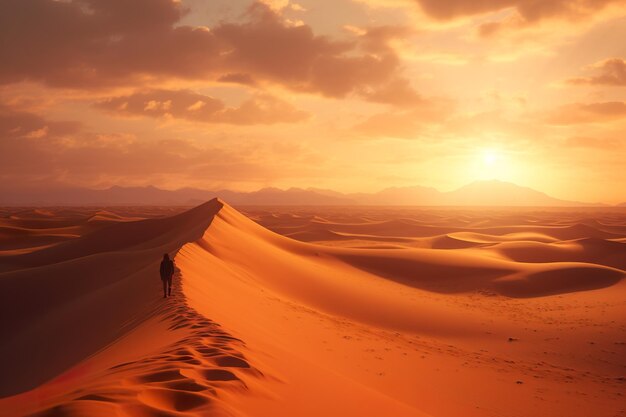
{"left": 180, "top": 203, "right": 625, "bottom": 417}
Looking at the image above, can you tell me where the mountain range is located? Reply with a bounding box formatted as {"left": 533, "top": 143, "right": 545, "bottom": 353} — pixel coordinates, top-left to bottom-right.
{"left": 0, "top": 180, "right": 615, "bottom": 206}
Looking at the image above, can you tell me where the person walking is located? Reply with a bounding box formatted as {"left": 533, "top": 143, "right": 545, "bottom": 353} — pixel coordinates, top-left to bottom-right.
{"left": 160, "top": 253, "right": 175, "bottom": 298}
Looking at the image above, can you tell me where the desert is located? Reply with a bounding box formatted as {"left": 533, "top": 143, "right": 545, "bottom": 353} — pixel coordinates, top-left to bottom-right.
{"left": 0, "top": 202, "right": 624, "bottom": 417}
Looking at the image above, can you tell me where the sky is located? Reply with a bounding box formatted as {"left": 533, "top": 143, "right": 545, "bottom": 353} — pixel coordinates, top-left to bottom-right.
{"left": 0, "top": 0, "right": 625, "bottom": 203}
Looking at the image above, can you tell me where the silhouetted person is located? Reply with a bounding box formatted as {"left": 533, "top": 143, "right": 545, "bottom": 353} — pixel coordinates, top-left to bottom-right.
{"left": 160, "top": 253, "right": 175, "bottom": 298}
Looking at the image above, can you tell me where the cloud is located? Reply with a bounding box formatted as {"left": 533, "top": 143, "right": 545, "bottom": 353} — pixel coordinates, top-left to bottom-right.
{"left": 0, "top": 104, "right": 84, "bottom": 182}
{"left": 0, "top": 1, "right": 418, "bottom": 104}
{"left": 0, "top": 0, "right": 194, "bottom": 86}
{"left": 415, "top": 0, "right": 621, "bottom": 22}
{"left": 566, "top": 58, "right": 626, "bottom": 86}
{"left": 565, "top": 136, "right": 622, "bottom": 149}
{"left": 353, "top": 99, "right": 453, "bottom": 138}
{"left": 475, "top": 4, "right": 625, "bottom": 41}
{"left": 0, "top": 104, "right": 81, "bottom": 139}
{"left": 258, "top": 0, "right": 291, "bottom": 12}
{"left": 217, "top": 73, "right": 258, "bottom": 86}
{"left": 212, "top": 11, "right": 415, "bottom": 101}
{"left": 545, "top": 101, "right": 626, "bottom": 125}
{"left": 213, "top": 93, "right": 310, "bottom": 125}
{"left": 0, "top": 133, "right": 271, "bottom": 186}
{"left": 0, "top": 106, "right": 284, "bottom": 187}
{"left": 96, "top": 89, "right": 309, "bottom": 125}
{"left": 360, "top": 77, "right": 423, "bottom": 107}
{"left": 257, "top": 0, "right": 306, "bottom": 13}
{"left": 354, "top": 111, "right": 427, "bottom": 138}
{"left": 356, "top": 0, "right": 623, "bottom": 27}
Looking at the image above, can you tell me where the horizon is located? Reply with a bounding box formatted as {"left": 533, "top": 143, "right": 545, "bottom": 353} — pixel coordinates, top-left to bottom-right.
{"left": 87, "top": 177, "right": 620, "bottom": 201}
{"left": 2, "top": 179, "right": 624, "bottom": 206}
{"left": 1, "top": 0, "right": 625, "bottom": 204}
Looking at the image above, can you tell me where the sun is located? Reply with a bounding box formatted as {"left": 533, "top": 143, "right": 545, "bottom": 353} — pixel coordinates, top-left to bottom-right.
{"left": 467, "top": 147, "right": 508, "bottom": 181}
{"left": 482, "top": 149, "right": 499, "bottom": 166}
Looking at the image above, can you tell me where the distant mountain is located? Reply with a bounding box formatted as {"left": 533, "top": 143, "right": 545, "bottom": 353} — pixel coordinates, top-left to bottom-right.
{"left": 0, "top": 185, "right": 355, "bottom": 206}
{"left": 0, "top": 185, "right": 209, "bottom": 206}
{"left": 211, "top": 187, "right": 355, "bottom": 206}
{"left": 0, "top": 180, "right": 609, "bottom": 206}
{"left": 349, "top": 186, "right": 441, "bottom": 205}
{"left": 348, "top": 181, "right": 605, "bottom": 207}
{"left": 441, "top": 180, "right": 600, "bottom": 207}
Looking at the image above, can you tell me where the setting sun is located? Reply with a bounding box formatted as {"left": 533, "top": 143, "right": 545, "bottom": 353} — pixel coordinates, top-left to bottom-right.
{"left": 465, "top": 146, "right": 510, "bottom": 182}
{"left": 482, "top": 149, "right": 499, "bottom": 166}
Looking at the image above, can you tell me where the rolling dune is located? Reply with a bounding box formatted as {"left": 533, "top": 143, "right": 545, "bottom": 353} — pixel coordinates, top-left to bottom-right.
{"left": 0, "top": 201, "right": 624, "bottom": 417}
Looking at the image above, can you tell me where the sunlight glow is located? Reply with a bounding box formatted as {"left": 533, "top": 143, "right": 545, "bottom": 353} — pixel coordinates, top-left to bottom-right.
{"left": 470, "top": 147, "right": 510, "bottom": 181}
{"left": 482, "top": 149, "right": 498, "bottom": 166}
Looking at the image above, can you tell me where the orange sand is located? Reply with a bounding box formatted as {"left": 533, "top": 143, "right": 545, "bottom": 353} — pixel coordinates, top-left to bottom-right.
{"left": 0, "top": 201, "right": 624, "bottom": 417}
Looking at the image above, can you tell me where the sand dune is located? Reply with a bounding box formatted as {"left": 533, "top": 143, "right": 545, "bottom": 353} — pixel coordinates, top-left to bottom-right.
{"left": 0, "top": 201, "right": 223, "bottom": 399}
{"left": 0, "top": 225, "right": 80, "bottom": 252}
{"left": 0, "top": 201, "right": 624, "bottom": 417}
{"left": 491, "top": 238, "right": 626, "bottom": 269}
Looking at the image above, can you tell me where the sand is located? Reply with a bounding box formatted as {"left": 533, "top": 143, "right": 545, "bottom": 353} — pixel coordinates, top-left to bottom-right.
{"left": 0, "top": 201, "right": 624, "bottom": 417}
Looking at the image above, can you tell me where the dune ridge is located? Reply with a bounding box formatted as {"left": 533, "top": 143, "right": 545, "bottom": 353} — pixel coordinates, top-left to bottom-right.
{"left": 0, "top": 200, "right": 225, "bottom": 398}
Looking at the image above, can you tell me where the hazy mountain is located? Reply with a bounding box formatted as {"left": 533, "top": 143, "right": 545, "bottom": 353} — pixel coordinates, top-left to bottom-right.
{"left": 210, "top": 187, "right": 356, "bottom": 205}
{"left": 0, "top": 180, "right": 610, "bottom": 206}
{"left": 349, "top": 186, "right": 441, "bottom": 205}
{"left": 441, "top": 180, "right": 601, "bottom": 207}
{"left": 349, "top": 181, "right": 604, "bottom": 207}
{"left": 0, "top": 185, "right": 355, "bottom": 206}
{"left": 0, "top": 185, "right": 209, "bottom": 206}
